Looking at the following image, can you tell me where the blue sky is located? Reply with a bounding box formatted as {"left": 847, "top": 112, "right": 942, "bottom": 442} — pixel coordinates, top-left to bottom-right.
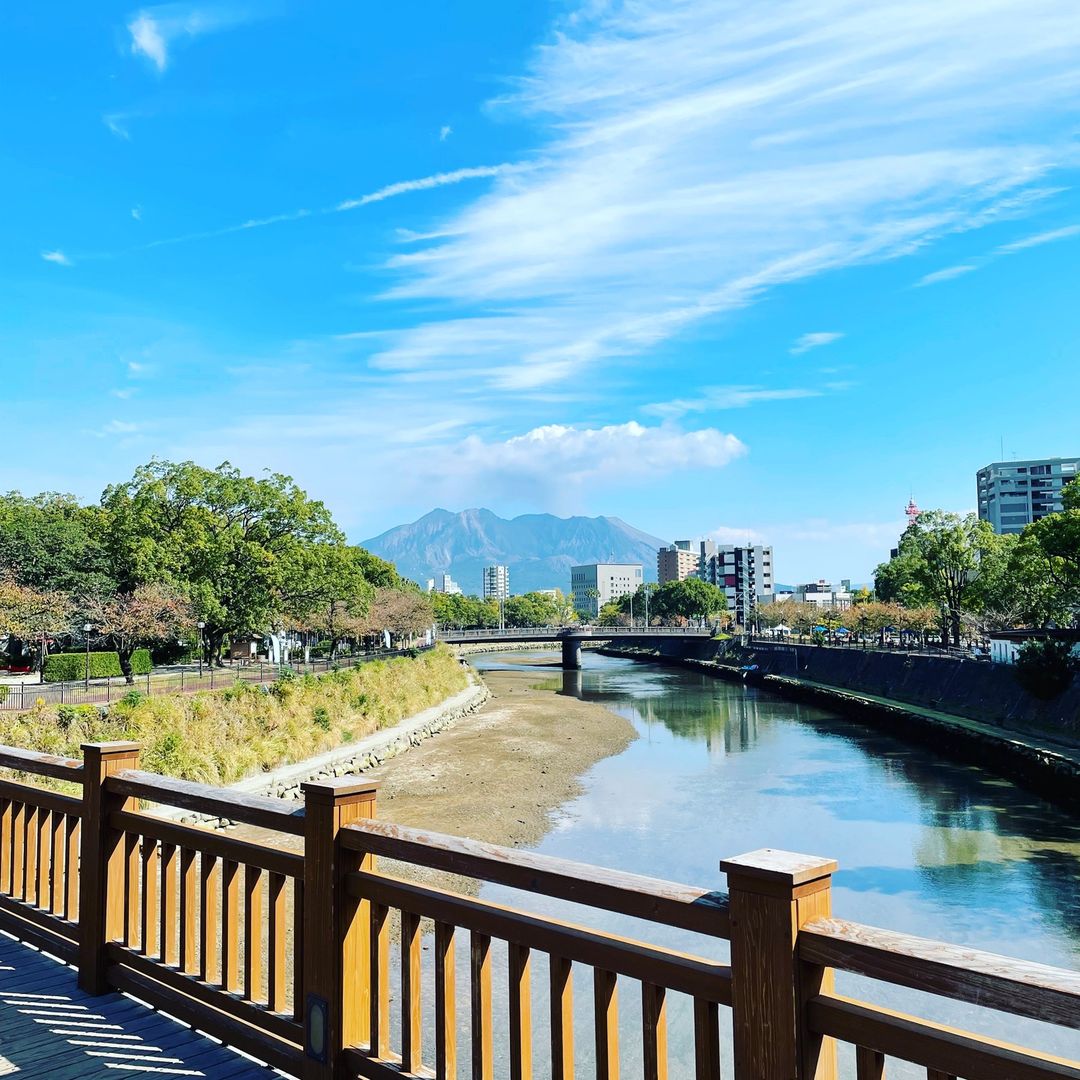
{"left": 5, "top": 1, "right": 1080, "bottom": 583}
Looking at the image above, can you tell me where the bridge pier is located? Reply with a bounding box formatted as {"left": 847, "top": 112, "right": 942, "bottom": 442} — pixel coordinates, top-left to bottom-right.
{"left": 561, "top": 636, "right": 582, "bottom": 670}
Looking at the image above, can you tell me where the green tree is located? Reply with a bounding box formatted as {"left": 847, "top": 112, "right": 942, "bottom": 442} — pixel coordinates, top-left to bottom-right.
{"left": 100, "top": 461, "right": 342, "bottom": 665}
{"left": 288, "top": 545, "right": 376, "bottom": 658}
{"left": 1023, "top": 479, "right": 1080, "bottom": 616}
{"left": 504, "top": 592, "right": 561, "bottom": 628}
{"left": 650, "top": 577, "right": 727, "bottom": 621}
{"left": 879, "top": 511, "right": 998, "bottom": 645}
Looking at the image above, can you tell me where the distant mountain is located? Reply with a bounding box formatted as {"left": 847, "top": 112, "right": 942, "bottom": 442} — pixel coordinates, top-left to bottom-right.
{"left": 362, "top": 508, "right": 666, "bottom": 594}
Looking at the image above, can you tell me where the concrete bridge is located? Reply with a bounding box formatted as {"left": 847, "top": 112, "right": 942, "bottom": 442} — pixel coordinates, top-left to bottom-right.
{"left": 435, "top": 624, "right": 715, "bottom": 669}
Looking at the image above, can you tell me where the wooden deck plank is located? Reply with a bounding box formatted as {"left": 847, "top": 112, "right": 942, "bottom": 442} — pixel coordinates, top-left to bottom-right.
{"left": 0, "top": 931, "right": 280, "bottom": 1078}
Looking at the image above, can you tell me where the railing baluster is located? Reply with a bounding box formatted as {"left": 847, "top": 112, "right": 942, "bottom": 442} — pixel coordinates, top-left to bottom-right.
{"left": 160, "top": 842, "right": 178, "bottom": 965}
{"left": 401, "top": 908, "right": 423, "bottom": 1073}
{"left": 10, "top": 801, "right": 24, "bottom": 899}
{"left": 221, "top": 858, "right": 240, "bottom": 991}
{"left": 435, "top": 921, "right": 457, "bottom": 1079}
{"left": 550, "top": 955, "right": 574, "bottom": 1080}
{"left": 0, "top": 797, "right": 11, "bottom": 894}
{"left": 124, "top": 832, "right": 140, "bottom": 947}
{"left": 141, "top": 838, "right": 159, "bottom": 957}
{"left": 369, "top": 901, "right": 390, "bottom": 1059}
{"left": 642, "top": 982, "right": 667, "bottom": 1080}
{"left": 292, "top": 877, "right": 304, "bottom": 1021}
{"left": 23, "top": 803, "right": 38, "bottom": 903}
{"left": 594, "top": 968, "right": 619, "bottom": 1080}
{"left": 267, "top": 871, "right": 288, "bottom": 1012}
{"left": 180, "top": 846, "right": 198, "bottom": 974}
{"left": 50, "top": 809, "right": 64, "bottom": 914}
{"left": 244, "top": 865, "right": 263, "bottom": 1003}
{"left": 471, "top": 931, "right": 493, "bottom": 1080}
{"left": 856, "top": 1046, "right": 885, "bottom": 1079}
{"left": 36, "top": 805, "right": 50, "bottom": 907}
{"left": 693, "top": 998, "right": 721, "bottom": 1080}
{"left": 200, "top": 853, "right": 220, "bottom": 983}
{"left": 509, "top": 943, "right": 532, "bottom": 1080}
{"left": 64, "top": 814, "right": 80, "bottom": 921}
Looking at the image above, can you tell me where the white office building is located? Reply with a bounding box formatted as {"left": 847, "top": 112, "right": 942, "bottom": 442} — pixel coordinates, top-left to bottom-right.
{"left": 698, "top": 544, "right": 774, "bottom": 627}
{"left": 481, "top": 565, "right": 511, "bottom": 601}
{"left": 791, "top": 580, "right": 853, "bottom": 609}
{"left": 426, "top": 572, "right": 462, "bottom": 596}
{"left": 571, "top": 563, "right": 643, "bottom": 618}
{"left": 977, "top": 456, "right": 1079, "bottom": 534}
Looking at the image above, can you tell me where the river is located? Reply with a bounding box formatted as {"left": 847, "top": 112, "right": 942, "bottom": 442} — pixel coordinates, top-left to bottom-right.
{"left": 470, "top": 649, "right": 1080, "bottom": 1075}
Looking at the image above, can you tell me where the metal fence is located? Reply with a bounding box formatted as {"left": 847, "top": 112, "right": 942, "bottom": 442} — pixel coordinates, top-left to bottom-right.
{"left": 0, "top": 645, "right": 431, "bottom": 712}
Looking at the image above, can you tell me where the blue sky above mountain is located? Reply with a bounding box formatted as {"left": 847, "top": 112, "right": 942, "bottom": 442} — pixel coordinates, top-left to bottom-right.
{"left": 5, "top": 1, "right": 1080, "bottom": 583}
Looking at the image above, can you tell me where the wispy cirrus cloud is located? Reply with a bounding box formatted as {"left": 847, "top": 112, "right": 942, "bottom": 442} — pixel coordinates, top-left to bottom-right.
{"left": 41, "top": 250, "right": 72, "bottom": 267}
{"left": 439, "top": 125, "right": 453, "bottom": 142}
{"left": 915, "top": 263, "right": 979, "bottom": 287}
{"left": 790, "top": 332, "right": 844, "bottom": 355}
{"left": 127, "top": 3, "right": 264, "bottom": 72}
{"left": 915, "top": 220, "right": 1080, "bottom": 285}
{"left": 366, "top": 0, "right": 1080, "bottom": 389}
{"left": 643, "top": 385, "right": 823, "bottom": 419}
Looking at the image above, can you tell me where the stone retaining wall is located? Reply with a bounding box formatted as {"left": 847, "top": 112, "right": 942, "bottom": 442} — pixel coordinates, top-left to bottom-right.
{"left": 170, "top": 674, "right": 490, "bottom": 827}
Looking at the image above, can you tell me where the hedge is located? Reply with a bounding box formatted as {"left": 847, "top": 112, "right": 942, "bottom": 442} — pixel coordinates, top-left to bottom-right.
{"left": 43, "top": 648, "right": 153, "bottom": 682}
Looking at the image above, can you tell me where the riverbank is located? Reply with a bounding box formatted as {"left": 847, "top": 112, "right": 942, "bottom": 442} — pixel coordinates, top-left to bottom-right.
{"left": 599, "top": 644, "right": 1080, "bottom": 809}
{"left": 230, "top": 657, "right": 638, "bottom": 895}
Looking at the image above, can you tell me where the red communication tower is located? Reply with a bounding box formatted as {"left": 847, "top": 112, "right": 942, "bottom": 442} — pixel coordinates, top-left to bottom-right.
{"left": 905, "top": 497, "right": 922, "bottom": 527}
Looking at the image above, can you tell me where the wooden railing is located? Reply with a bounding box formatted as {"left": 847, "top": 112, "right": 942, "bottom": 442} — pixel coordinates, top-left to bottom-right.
{"left": 0, "top": 739, "right": 1079, "bottom": 1079}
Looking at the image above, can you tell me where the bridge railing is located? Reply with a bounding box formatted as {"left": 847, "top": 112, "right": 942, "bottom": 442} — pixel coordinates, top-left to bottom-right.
{"left": 438, "top": 624, "right": 716, "bottom": 639}
{"left": 1, "top": 739, "right": 1079, "bottom": 1079}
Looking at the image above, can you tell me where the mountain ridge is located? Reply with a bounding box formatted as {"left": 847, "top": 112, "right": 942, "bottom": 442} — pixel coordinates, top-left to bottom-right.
{"left": 362, "top": 508, "right": 666, "bottom": 594}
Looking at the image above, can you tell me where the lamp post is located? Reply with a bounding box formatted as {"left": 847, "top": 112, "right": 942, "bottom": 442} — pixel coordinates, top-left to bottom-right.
{"left": 84, "top": 623, "right": 92, "bottom": 690}
{"left": 197, "top": 621, "right": 206, "bottom": 679}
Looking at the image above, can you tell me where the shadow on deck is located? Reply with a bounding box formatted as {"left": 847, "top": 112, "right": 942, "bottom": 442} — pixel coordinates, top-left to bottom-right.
{"left": 0, "top": 931, "right": 280, "bottom": 1078}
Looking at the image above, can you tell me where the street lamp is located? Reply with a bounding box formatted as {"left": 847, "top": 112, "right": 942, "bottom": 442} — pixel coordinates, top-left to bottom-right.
{"left": 197, "top": 621, "right": 206, "bottom": 678}
{"left": 83, "top": 623, "right": 92, "bottom": 690}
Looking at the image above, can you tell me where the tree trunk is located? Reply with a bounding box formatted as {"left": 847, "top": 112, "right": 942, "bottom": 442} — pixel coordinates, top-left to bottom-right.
{"left": 118, "top": 646, "right": 135, "bottom": 685}
{"left": 205, "top": 628, "right": 226, "bottom": 668}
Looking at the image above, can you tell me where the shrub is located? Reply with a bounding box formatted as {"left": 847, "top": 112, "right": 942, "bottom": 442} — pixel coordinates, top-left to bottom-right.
{"left": 44, "top": 651, "right": 123, "bottom": 682}
{"left": 0, "top": 686, "right": 7, "bottom": 705}
{"left": 1014, "top": 638, "right": 1080, "bottom": 700}
{"left": 312, "top": 706, "right": 331, "bottom": 731}
{"left": 118, "top": 690, "right": 145, "bottom": 709}
{"left": 131, "top": 649, "right": 153, "bottom": 675}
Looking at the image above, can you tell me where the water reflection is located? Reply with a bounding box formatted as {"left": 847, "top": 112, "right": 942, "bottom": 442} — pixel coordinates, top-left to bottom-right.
{"left": 475, "top": 650, "right": 1080, "bottom": 1065}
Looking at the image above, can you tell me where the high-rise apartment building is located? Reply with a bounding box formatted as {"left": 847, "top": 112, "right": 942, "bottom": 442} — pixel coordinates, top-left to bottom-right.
{"left": 698, "top": 544, "right": 774, "bottom": 626}
{"left": 481, "top": 564, "right": 511, "bottom": 600}
{"left": 657, "top": 540, "right": 700, "bottom": 583}
{"left": 570, "top": 563, "right": 644, "bottom": 618}
{"left": 977, "top": 457, "right": 1079, "bottom": 534}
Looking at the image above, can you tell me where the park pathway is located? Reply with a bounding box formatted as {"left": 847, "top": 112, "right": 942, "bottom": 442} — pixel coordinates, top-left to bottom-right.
{"left": 0, "top": 931, "right": 282, "bottom": 1078}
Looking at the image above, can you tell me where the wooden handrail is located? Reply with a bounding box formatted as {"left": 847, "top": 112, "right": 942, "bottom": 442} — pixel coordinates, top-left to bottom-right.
{"left": 0, "top": 745, "right": 83, "bottom": 781}
{"left": 346, "top": 868, "right": 733, "bottom": 1003}
{"left": 342, "top": 819, "right": 731, "bottom": 937}
{"left": 0, "top": 777, "right": 82, "bottom": 815}
{"left": 106, "top": 769, "right": 306, "bottom": 834}
{"left": 800, "top": 917, "right": 1080, "bottom": 1030}
{"left": 806, "top": 993, "right": 1080, "bottom": 1080}
{"left": 109, "top": 810, "right": 303, "bottom": 878}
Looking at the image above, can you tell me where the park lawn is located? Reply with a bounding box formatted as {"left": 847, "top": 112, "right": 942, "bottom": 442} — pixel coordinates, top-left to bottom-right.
{"left": 0, "top": 645, "right": 468, "bottom": 787}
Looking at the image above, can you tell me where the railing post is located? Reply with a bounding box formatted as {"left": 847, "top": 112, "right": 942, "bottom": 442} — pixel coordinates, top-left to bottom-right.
{"left": 302, "top": 778, "right": 378, "bottom": 1079}
{"left": 720, "top": 849, "right": 838, "bottom": 1080}
{"left": 79, "top": 741, "right": 141, "bottom": 995}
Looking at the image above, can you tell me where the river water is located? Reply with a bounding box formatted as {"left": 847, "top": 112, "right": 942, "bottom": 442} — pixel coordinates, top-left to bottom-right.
{"left": 469, "top": 649, "right": 1080, "bottom": 1075}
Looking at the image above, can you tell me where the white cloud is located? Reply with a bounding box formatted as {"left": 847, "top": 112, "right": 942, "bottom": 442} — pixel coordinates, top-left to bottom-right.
{"left": 996, "top": 223, "right": 1080, "bottom": 254}
{"left": 337, "top": 165, "right": 518, "bottom": 211}
{"left": 369, "top": 0, "right": 1080, "bottom": 388}
{"left": 41, "top": 250, "right": 72, "bottom": 267}
{"left": 95, "top": 419, "right": 144, "bottom": 437}
{"left": 131, "top": 206, "right": 142, "bottom": 221}
{"left": 104, "top": 113, "right": 133, "bottom": 140}
{"left": 110, "top": 388, "right": 137, "bottom": 399}
{"left": 414, "top": 421, "right": 746, "bottom": 503}
{"left": 790, "top": 332, "right": 843, "bottom": 355}
{"left": 643, "top": 385, "right": 823, "bottom": 419}
{"left": 126, "top": 4, "right": 261, "bottom": 73}
{"left": 439, "top": 125, "right": 453, "bottom": 141}
{"left": 915, "top": 263, "right": 979, "bottom": 286}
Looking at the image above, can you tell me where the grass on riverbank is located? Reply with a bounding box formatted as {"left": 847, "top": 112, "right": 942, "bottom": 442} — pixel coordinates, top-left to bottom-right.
{"left": 0, "top": 645, "right": 468, "bottom": 786}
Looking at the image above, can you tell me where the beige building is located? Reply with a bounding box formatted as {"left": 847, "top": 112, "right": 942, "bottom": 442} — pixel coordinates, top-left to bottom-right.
{"left": 657, "top": 541, "right": 700, "bottom": 583}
